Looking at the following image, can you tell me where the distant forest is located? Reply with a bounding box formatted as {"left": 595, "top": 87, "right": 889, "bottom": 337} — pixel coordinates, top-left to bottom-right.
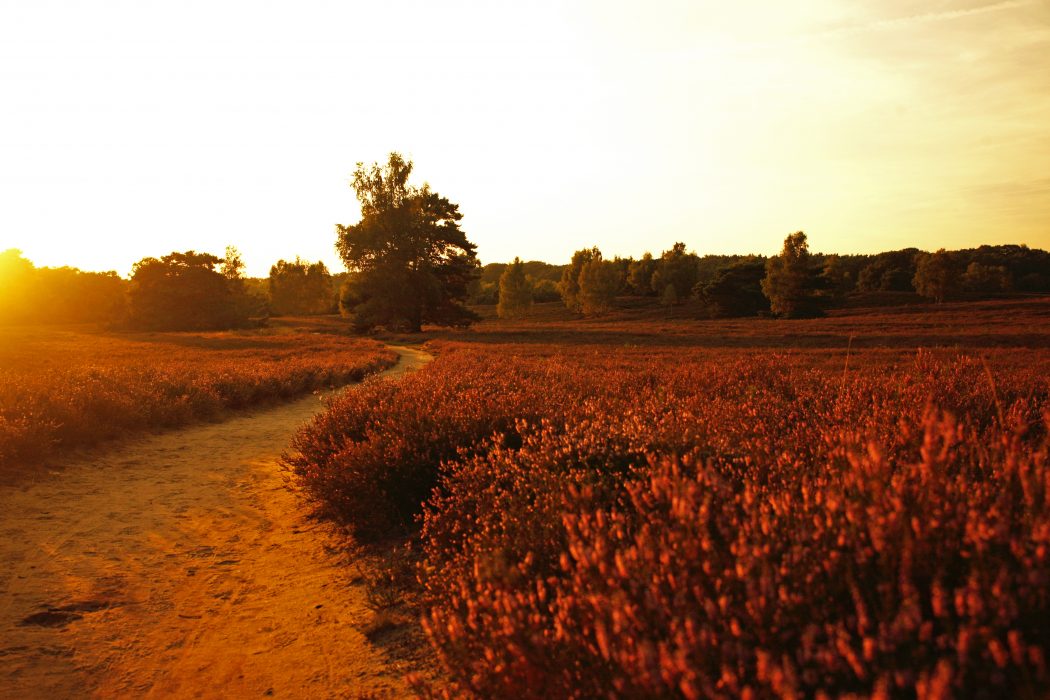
{"left": 0, "top": 247, "right": 344, "bottom": 331}
{"left": 478, "top": 240, "right": 1050, "bottom": 319}
{"left": 1, "top": 241, "right": 1048, "bottom": 330}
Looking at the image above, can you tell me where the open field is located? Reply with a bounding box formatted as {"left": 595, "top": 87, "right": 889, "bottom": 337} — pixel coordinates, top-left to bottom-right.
{"left": 452, "top": 295, "right": 1050, "bottom": 351}
{"left": 287, "top": 297, "right": 1050, "bottom": 698}
{"left": 0, "top": 322, "right": 396, "bottom": 477}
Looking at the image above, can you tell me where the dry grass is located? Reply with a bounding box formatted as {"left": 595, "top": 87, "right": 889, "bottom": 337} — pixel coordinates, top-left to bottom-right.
{"left": 0, "top": 319, "right": 395, "bottom": 475}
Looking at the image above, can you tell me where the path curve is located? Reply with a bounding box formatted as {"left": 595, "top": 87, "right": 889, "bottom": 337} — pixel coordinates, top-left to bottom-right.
{"left": 0, "top": 345, "right": 432, "bottom": 699}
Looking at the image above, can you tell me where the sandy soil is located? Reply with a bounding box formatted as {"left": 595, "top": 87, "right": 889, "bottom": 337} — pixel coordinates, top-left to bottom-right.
{"left": 0, "top": 346, "right": 432, "bottom": 699}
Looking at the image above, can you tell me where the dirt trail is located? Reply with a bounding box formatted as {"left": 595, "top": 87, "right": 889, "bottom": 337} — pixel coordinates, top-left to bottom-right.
{"left": 0, "top": 346, "right": 432, "bottom": 699}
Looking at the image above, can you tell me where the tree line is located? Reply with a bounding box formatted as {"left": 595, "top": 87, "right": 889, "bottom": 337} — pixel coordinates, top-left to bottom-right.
{"left": 1, "top": 153, "right": 480, "bottom": 333}
{"left": 5, "top": 151, "right": 1047, "bottom": 331}
{"left": 488, "top": 235, "right": 1050, "bottom": 320}
{"left": 0, "top": 247, "right": 345, "bottom": 330}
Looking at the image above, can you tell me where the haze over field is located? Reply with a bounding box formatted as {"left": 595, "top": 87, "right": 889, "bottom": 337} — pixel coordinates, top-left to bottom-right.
{"left": 1, "top": 0, "right": 1048, "bottom": 276}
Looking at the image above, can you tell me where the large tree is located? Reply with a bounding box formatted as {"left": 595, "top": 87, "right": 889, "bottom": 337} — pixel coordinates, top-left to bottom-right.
{"left": 761, "top": 231, "right": 824, "bottom": 318}
{"left": 913, "top": 249, "right": 960, "bottom": 303}
{"left": 578, "top": 254, "right": 623, "bottom": 315}
{"left": 128, "top": 250, "right": 251, "bottom": 330}
{"left": 558, "top": 246, "right": 600, "bottom": 312}
{"left": 336, "top": 153, "right": 479, "bottom": 332}
{"left": 650, "top": 242, "right": 699, "bottom": 303}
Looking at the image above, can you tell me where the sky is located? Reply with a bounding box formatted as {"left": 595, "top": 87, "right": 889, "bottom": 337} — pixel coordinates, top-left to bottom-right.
{"left": 1, "top": 0, "right": 1048, "bottom": 277}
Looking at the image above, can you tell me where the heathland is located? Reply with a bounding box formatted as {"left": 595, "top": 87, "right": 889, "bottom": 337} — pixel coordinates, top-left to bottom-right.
{"left": 286, "top": 296, "right": 1050, "bottom": 698}
{"left": 2, "top": 294, "right": 1049, "bottom": 698}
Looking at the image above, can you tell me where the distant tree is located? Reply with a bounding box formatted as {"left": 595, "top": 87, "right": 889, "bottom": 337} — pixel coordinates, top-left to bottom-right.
{"left": 961, "top": 262, "right": 1011, "bottom": 296}
{"left": 497, "top": 257, "right": 533, "bottom": 319}
{"left": 220, "top": 246, "right": 266, "bottom": 320}
{"left": 269, "top": 258, "right": 334, "bottom": 315}
{"left": 761, "top": 231, "right": 824, "bottom": 318}
{"left": 913, "top": 249, "right": 960, "bottom": 303}
{"left": 531, "top": 278, "right": 561, "bottom": 303}
{"left": 820, "top": 254, "right": 854, "bottom": 300}
{"left": 650, "top": 242, "right": 699, "bottom": 303}
{"left": 336, "top": 152, "right": 479, "bottom": 332}
{"left": 577, "top": 255, "right": 623, "bottom": 315}
{"left": 558, "top": 247, "right": 600, "bottom": 312}
{"left": 0, "top": 249, "right": 36, "bottom": 323}
{"left": 699, "top": 259, "right": 770, "bottom": 317}
{"left": 660, "top": 283, "right": 678, "bottom": 307}
{"left": 472, "top": 260, "right": 563, "bottom": 306}
{"left": 221, "top": 245, "right": 246, "bottom": 280}
{"left": 33, "top": 266, "right": 128, "bottom": 324}
{"left": 469, "top": 280, "right": 499, "bottom": 305}
{"left": 610, "top": 256, "right": 633, "bottom": 294}
{"left": 627, "top": 252, "right": 658, "bottom": 296}
{"left": 0, "top": 250, "right": 128, "bottom": 325}
{"left": 128, "top": 251, "right": 250, "bottom": 330}
{"left": 856, "top": 249, "right": 921, "bottom": 293}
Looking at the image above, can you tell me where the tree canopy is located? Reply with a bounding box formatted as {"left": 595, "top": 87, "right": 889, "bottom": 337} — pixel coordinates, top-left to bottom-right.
{"left": 913, "top": 249, "right": 959, "bottom": 303}
{"left": 0, "top": 249, "right": 128, "bottom": 325}
{"left": 558, "top": 247, "right": 600, "bottom": 312}
{"left": 269, "top": 258, "right": 334, "bottom": 315}
{"left": 128, "top": 250, "right": 251, "bottom": 331}
{"left": 578, "top": 254, "right": 623, "bottom": 315}
{"left": 336, "top": 153, "right": 479, "bottom": 332}
{"left": 761, "top": 232, "right": 824, "bottom": 318}
{"left": 497, "top": 257, "right": 533, "bottom": 319}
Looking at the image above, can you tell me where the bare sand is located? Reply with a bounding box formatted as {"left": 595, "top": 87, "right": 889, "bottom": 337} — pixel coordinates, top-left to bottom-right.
{"left": 0, "top": 346, "right": 432, "bottom": 699}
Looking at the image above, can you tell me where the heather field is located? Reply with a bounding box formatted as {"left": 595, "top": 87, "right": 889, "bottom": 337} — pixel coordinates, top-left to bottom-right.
{"left": 0, "top": 322, "right": 395, "bottom": 474}
{"left": 287, "top": 298, "right": 1050, "bottom": 698}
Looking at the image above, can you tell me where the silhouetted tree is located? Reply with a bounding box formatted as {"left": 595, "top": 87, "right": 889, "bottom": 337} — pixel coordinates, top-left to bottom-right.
{"left": 762, "top": 232, "right": 824, "bottom": 317}
{"left": 913, "top": 249, "right": 959, "bottom": 303}
{"left": 0, "top": 249, "right": 127, "bottom": 325}
{"left": 221, "top": 246, "right": 266, "bottom": 320}
{"left": 128, "top": 251, "right": 250, "bottom": 330}
{"left": 699, "top": 259, "right": 770, "bottom": 317}
{"left": 33, "top": 267, "right": 127, "bottom": 324}
{"left": 269, "top": 258, "right": 334, "bottom": 315}
{"left": 856, "top": 249, "right": 921, "bottom": 293}
{"left": 497, "top": 257, "right": 533, "bottom": 319}
{"left": 336, "top": 153, "right": 479, "bottom": 332}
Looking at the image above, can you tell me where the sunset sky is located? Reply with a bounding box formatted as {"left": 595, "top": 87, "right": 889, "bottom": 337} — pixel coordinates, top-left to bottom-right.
{"left": 1, "top": 0, "right": 1048, "bottom": 277}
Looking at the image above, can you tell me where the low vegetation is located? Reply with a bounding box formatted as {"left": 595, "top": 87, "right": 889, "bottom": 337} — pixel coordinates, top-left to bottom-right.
{"left": 0, "top": 323, "right": 395, "bottom": 473}
{"left": 288, "top": 299, "right": 1050, "bottom": 697}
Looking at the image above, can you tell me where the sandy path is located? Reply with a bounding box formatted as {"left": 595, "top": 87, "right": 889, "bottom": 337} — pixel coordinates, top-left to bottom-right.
{"left": 0, "top": 346, "right": 431, "bottom": 699}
